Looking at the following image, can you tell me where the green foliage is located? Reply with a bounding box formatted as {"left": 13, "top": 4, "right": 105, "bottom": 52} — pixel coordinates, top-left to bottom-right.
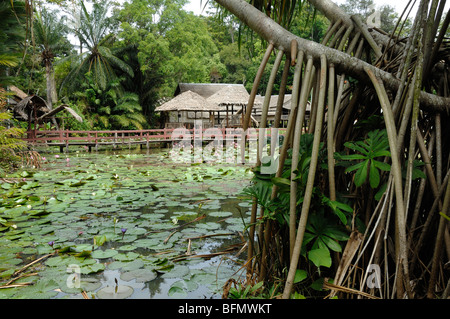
{"left": 0, "top": 0, "right": 26, "bottom": 85}
{"left": 0, "top": 98, "right": 26, "bottom": 174}
{"left": 337, "top": 129, "right": 391, "bottom": 188}
{"left": 242, "top": 134, "right": 350, "bottom": 276}
{"left": 75, "top": 73, "right": 147, "bottom": 130}
{"left": 339, "top": 0, "right": 409, "bottom": 34}
{"left": 303, "top": 210, "right": 349, "bottom": 268}
{"left": 60, "top": 0, "right": 133, "bottom": 96}
{"left": 227, "top": 281, "right": 265, "bottom": 299}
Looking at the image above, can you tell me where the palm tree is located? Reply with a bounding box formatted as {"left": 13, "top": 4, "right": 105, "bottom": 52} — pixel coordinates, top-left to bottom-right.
{"left": 77, "top": 73, "right": 146, "bottom": 130}
{"left": 34, "top": 6, "right": 71, "bottom": 109}
{"left": 60, "top": 0, "right": 133, "bottom": 96}
{"left": 0, "top": 0, "right": 25, "bottom": 85}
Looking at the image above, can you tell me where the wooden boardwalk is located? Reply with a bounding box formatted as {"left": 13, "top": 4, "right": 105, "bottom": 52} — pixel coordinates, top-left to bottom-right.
{"left": 23, "top": 128, "right": 285, "bottom": 152}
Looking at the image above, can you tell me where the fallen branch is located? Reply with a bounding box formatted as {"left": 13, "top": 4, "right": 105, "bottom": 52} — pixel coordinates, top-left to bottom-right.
{"left": 162, "top": 214, "right": 207, "bottom": 243}
{"left": 12, "top": 251, "right": 57, "bottom": 277}
{"left": 323, "top": 280, "right": 381, "bottom": 299}
{"left": 5, "top": 272, "right": 38, "bottom": 286}
{"left": 186, "top": 233, "right": 235, "bottom": 241}
{"left": 0, "top": 282, "right": 33, "bottom": 289}
{"left": 171, "top": 243, "right": 244, "bottom": 262}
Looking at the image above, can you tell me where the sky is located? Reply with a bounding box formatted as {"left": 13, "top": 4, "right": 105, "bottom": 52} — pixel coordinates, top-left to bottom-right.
{"left": 184, "top": 0, "right": 449, "bottom": 19}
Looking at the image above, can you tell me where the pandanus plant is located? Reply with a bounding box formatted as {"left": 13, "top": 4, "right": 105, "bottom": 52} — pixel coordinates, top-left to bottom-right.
{"left": 215, "top": 0, "right": 450, "bottom": 299}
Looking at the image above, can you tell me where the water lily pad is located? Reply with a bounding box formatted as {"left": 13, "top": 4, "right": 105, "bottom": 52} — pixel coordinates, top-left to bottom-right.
{"left": 133, "top": 238, "right": 160, "bottom": 248}
{"left": 161, "top": 265, "right": 190, "bottom": 279}
{"left": 121, "top": 259, "right": 145, "bottom": 271}
{"left": 196, "top": 222, "right": 221, "bottom": 230}
{"left": 17, "top": 279, "right": 60, "bottom": 299}
{"left": 117, "top": 245, "right": 137, "bottom": 252}
{"left": 209, "top": 211, "right": 233, "bottom": 218}
{"left": 114, "top": 252, "right": 140, "bottom": 261}
{"left": 91, "top": 249, "right": 118, "bottom": 259}
{"left": 96, "top": 285, "right": 134, "bottom": 299}
{"left": 80, "top": 263, "right": 105, "bottom": 274}
{"left": 120, "top": 268, "right": 157, "bottom": 283}
{"left": 169, "top": 279, "right": 199, "bottom": 295}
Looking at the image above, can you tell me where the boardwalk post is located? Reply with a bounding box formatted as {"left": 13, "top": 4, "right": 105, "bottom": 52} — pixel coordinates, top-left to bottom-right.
{"left": 65, "top": 130, "right": 69, "bottom": 153}
{"left": 163, "top": 128, "right": 168, "bottom": 148}
{"left": 114, "top": 132, "right": 117, "bottom": 148}
{"left": 95, "top": 132, "right": 98, "bottom": 152}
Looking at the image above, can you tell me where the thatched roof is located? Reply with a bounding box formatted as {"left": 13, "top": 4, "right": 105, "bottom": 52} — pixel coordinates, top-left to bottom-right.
{"left": 174, "top": 83, "right": 247, "bottom": 99}
{"left": 13, "top": 95, "right": 82, "bottom": 123}
{"left": 155, "top": 90, "right": 222, "bottom": 112}
{"left": 13, "top": 95, "right": 50, "bottom": 121}
{"left": 206, "top": 85, "right": 251, "bottom": 107}
{"left": 253, "top": 94, "right": 310, "bottom": 113}
{"left": 37, "top": 104, "right": 83, "bottom": 123}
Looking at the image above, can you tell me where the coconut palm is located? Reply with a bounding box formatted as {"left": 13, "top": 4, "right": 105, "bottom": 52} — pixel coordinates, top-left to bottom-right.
{"left": 60, "top": 0, "right": 133, "bottom": 96}
{"left": 34, "top": 6, "right": 72, "bottom": 109}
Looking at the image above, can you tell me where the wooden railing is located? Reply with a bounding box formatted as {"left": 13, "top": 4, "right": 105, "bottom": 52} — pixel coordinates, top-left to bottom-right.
{"left": 23, "top": 127, "right": 287, "bottom": 151}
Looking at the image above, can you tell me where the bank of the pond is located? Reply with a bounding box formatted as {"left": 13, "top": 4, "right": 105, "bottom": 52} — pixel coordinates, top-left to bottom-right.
{"left": 0, "top": 147, "right": 255, "bottom": 299}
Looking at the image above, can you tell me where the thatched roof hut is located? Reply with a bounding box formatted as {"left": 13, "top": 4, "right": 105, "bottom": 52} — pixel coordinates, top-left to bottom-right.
{"left": 206, "top": 85, "right": 251, "bottom": 107}
{"left": 13, "top": 95, "right": 50, "bottom": 121}
{"left": 174, "top": 83, "right": 246, "bottom": 99}
{"left": 155, "top": 90, "right": 222, "bottom": 112}
{"left": 252, "top": 94, "right": 310, "bottom": 127}
{"left": 7, "top": 85, "right": 27, "bottom": 106}
{"left": 155, "top": 90, "right": 223, "bottom": 128}
{"left": 13, "top": 94, "right": 82, "bottom": 128}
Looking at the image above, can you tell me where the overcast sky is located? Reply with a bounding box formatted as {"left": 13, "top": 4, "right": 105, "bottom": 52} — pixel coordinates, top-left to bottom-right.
{"left": 184, "top": 0, "right": 449, "bottom": 19}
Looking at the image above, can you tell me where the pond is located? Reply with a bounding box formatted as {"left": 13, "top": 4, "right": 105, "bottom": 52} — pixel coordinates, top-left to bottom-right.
{"left": 0, "top": 146, "right": 255, "bottom": 299}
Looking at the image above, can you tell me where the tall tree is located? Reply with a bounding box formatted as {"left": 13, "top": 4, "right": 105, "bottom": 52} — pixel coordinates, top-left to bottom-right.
{"left": 60, "top": 0, "right": 133, "bottom": 96}
{"left": 34, "top": 6, "right": 71, "bottom": 109}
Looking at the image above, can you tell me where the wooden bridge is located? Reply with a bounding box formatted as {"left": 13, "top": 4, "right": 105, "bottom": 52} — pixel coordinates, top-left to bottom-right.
{"left": 23, "top": 128, "right": 286, "bottom": 152}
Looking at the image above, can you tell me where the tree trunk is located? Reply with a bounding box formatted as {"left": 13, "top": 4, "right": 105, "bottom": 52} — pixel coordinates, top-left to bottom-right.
{"left": 45, "top": 61, "right": 60, "bottom": 130}
{"left": 214, "top": 0, "right": 450, "bottom": 113}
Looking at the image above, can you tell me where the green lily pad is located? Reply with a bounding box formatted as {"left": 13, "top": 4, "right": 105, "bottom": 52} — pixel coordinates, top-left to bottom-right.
{"left": 114, "top": 251, "right": 140, "bottom": 261}
{"left": 17, "top": 279, "right": 59, "bottom": 299}
{"left": 161, "top": 265, "right": 190, "bottom": 279}
{"left": 96, "top": 285, "right": 134, "bottom": 299}
{"left": 169, "top": 279, "right": 199, "bottom": 296}
{"left": 133, "top": 238, "right": 160, "bottom": 248}
{"left": 80, "top": 263, "right": 105, "bottom": 274}
{"left": 209, "top": 211, "right": 233, "bottom": 218}
{"left": 120, "top": 268, "right": 157, "bottom": 282}
{"left": 91, "top": 249, "right": 118, "bottom": 259}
